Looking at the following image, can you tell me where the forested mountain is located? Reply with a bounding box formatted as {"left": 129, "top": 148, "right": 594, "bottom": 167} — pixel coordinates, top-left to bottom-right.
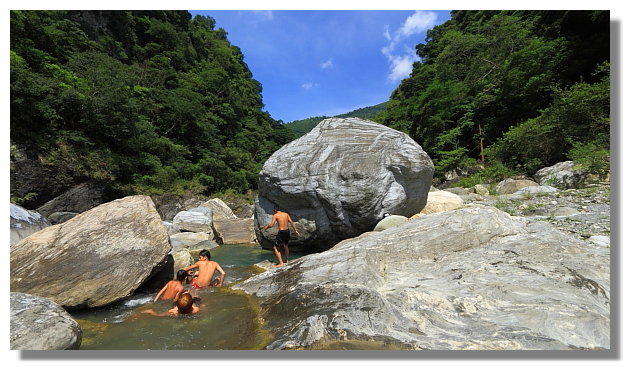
{"left": 285, "top": 102, "right": 387, "bottom": 138}
{"left": 375, "top": 10, "right": 610, "bottom": 183}
{"left": 10, "top": 10, "right": 294, "bottom": 207}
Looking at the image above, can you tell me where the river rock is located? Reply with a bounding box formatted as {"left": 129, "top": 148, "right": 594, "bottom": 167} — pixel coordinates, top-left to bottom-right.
{"left": 534, "top": 161, "right": 584, "bottom": 189}
{"left": 419, "top": 190, "right": 464, "bottom": 214}
{"left": 373, "top": 215, "right": 408, "bottom": 231}
{"left": 10, "top": 195, "right": 171, "bottom": 309}
{"left": 170, "top": 232, "right": 214, "bottom": 249}
{"left": 202, "top": 198, "right": 237, "bottom": 219}
{"left": 255, "top": 117, "right": 434, "bottom": 251}
{"left": 10, "top": 292, "right": 82, "bottom": 350}
{"left": 213, "top": 218, "right": 256, "bottom": 244}
{"left": 36, "top": 181, "right": 107, "bottom": 218}
{"left": 235, "top": 206, "right": 609, "bottom": 350}
{"left": 514, "top": 185, "right": 560, "bottom": 195}
{"left": 173, "top": 207, "right": 213, "bottom": 233}
{"left": 495, "top": 178, "right": 539, "bottom": 195}
{"left": 10, "top": 203, "right": 50, "bottom": 246}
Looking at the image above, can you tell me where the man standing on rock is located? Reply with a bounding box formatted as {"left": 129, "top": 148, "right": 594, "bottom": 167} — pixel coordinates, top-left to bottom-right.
{"left": 262, "top": 206, "right": 300, "bottom": 267}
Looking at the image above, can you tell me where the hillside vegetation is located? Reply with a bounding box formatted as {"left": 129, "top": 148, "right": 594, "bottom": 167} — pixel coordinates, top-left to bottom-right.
{"left": 285, "top": 102, "right": 387, "bottom": 138}
{"left": 375, "top": 10, "right": 610, "bottom": 184}
{"left": 10, "top": 10, "right": 294, "bottom": 207}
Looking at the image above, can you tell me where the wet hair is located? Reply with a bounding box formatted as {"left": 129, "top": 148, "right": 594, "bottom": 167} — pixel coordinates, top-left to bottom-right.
{"left": 176, "top": 269, "right": 187, "bottom": 281}
{"left": 175, "top": 293, "right": 194, "bottom": 314}
{"left": 199, "top": 250, "right": 211, "bottom": 260}
{"left": 273, "top": 205, "right": 280, "bottom": 212}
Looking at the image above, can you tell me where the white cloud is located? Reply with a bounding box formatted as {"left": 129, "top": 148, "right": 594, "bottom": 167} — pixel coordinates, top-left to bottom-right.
{"left": 382, "top": 11, "right": 438, "bottom": 82}
{"left": 251, "top": 10, "right": 274, "bottom": 21}
{"left": 302, "top": 82, "right": 317, "bottom": 89}
{"left": 320, "top": 58, "right": 334, "bottom": 69}
{"left": 399, "top": 10, "right": 437, "bottom": 37}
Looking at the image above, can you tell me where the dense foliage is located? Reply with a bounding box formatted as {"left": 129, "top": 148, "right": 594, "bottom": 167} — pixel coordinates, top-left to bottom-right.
{"left": 10, "top": 10, "right": 294, "bottom": 205}
{"left": 375, "top": 10, "right": 610, "bottom": 182}
{"left": 285, "top": 102, "right": 387, "bottom": 138}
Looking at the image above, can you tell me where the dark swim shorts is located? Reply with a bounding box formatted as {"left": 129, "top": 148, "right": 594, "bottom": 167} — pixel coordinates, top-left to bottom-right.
{"left": 274, "top": 229, "right": 291, "bottom": 247}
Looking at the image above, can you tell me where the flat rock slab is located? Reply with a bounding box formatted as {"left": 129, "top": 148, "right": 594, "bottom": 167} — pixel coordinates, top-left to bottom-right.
{"left": 213, "top": 218, "right": 256, "bottom": 244}
{"left": 235, "top": 206, "right": 609, "bottom": 350}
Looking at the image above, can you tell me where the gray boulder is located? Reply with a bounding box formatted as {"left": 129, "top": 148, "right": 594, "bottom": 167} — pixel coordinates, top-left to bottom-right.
{"left": 173, "top": 207, "right": 213, "bottom": 233}
{"left": 255, "top": 117, "right": 434, "bottom": 251}
{"left": 10, "top": 203, "right": 50, "bottom": 246}
{"left": 235, "top": 207, "right": 609, "bottom": 350}
{"left": 48, "top": 211, "right": 79, "bottom": 225}
{"left": 534, "top": 161, "right": 584, "bottom": 189}
{"left": 202, "top": 198, "right": 237, "bottom": 219}
{"left": 10, "top": 195, "right": 171, "bottom": 309}
{"left": 10, "top": 292, "right": 82, "bottom": 350}
{"left": 495, "top": 178, "right": 539, "bottom": 195}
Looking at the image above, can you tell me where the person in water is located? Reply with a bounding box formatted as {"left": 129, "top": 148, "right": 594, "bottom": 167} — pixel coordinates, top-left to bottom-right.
{"left": 262, "top": 206, "right": 301, "bottom": 267}
{"left": 153, "top": 269, "right": 187, "bottom": 302}
{"left": 142, "top": 292, "right": 201, "bottom": 317}
{"left": 183, "top": 250, "right": 225, "bottom": 289}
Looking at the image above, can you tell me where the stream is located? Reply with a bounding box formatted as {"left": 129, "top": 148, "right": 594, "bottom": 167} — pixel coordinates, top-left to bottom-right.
{"left": 71, "top": 244, "right": 302, "bottom": 350}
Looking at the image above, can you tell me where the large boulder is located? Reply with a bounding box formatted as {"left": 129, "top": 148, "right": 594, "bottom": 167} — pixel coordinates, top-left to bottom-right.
{"left": 202, "top": 198, "right": 238, "bottom": 219}
{"left": 213, "top": 218, "right": 256, "bottom": 244}
{"left": 255, "top": 117, "right": 434, "bottom": 251}
{"left": 10, "top": 195, "right": 171, "bottom": 309}
{"left": 10, "top": 292, "right": 82, "bottom": 350}
{"left": 173, "top": 207, "right": 213, "bottom": 233}
{"left": 495, "top": 178, "right": 539, "bottom": 195}
{"left": 10, "top": 203, "right": 50, "bottom": 246}
{"left": 418, "top": 190, "right": 464, "bottom": 215}
{"left": 235, "top": 207, "right": 609, "bottom": 350}
{"left": 534, "top": 160, "right": 608, "bottom": 189}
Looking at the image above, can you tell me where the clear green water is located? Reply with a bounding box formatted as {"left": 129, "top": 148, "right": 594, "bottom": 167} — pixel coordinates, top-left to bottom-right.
{"left": 72, "top": 244, "right": 302, "bottom": 350}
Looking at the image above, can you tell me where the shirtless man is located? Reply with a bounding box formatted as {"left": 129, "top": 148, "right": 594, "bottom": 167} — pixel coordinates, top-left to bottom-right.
{"left": 183, "top": 250, "right": 225, "bottom": 289}
{"left": 262, "top": 206, "right": 300, "bottom": 267}
{"left": 153, "top": 269, "right": 187, "bottom": 302}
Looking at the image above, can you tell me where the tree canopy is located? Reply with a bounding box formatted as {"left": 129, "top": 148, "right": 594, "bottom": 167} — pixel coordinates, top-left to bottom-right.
{"left": 10, "top": 10, "right": 294, "bottom": 207}
{"left": 375, "top": 10, "right": 610, "bottom": 181}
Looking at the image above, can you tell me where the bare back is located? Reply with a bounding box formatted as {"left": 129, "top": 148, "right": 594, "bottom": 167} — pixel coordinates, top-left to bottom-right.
{"left": 193, "top": 260, "right": 223, "bottom": 287}
{"left": 272, "top": 211, "right": 292, "bottom": 230}
{"left": 161, "top": 281, "right": 184, "bottom": 301}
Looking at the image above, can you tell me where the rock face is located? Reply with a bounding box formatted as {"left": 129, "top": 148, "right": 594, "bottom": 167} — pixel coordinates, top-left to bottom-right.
{"left": 10, "top": 203, "right": 50, "bottom": 246}
{"left": 213, "top": 218, "right": 256, "bottom": 244}
{"left": 202, "top": 198, "right": 237, "bottom": 219}
{"left": 534, "top": 161, "right": 584, "bottom": 189}
{"left": 10, "top": 195, "right": 172, "bottom": 309}
{"left": 173, "top": 207, "right": 213, "bottom": 233}
{"left": 235, "top": 207, "right": 609, "bottom": 350}
{"left": 10, "top": 292, "right": 82, "bottom": 350}
{"left": 255, "top": 117, "right": 434, "bottom": 251}
{"left": 36, "top": 181, "right": 107, "bottom": 218}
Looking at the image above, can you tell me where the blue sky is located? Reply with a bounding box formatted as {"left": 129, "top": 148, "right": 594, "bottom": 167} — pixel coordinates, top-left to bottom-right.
{"left": 190, "top": 10, "right": 451, "bottom": 123}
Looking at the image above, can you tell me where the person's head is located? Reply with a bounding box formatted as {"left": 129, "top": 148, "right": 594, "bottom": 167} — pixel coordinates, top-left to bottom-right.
{"left": 175, "top": 293, "right": 194, "bottom": 314}
{"left": 273, "top": 206, "right": 280, "bottom": 213}
{"left": 199, "top": 250, "right": 211, "bottom": 261}
{"left": 176, "top": 269, "right": 187, "bottom": 281}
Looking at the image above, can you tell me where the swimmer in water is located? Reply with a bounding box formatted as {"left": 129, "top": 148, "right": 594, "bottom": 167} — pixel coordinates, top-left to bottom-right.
{"left": 141, "top": 292, "right": 201, "bottom": 317}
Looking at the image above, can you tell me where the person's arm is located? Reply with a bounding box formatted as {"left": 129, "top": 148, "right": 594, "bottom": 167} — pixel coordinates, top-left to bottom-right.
{"left": 288, "top": 214, "right": 300, "bottom": 236}
{"left": 153, "top": 283, "right": 168, "bottom": 302}
{"left": 141, "top": 309, "right": 169, "bottom": 317}
{"left": 216, "top": 264, "right": 226, "bottom": 287}
{"left": 262, "top": 215, "right": 276, "bottom": 230}
{"left": 173, "top": 286, "right": 184, "bottom": 301}
{"left": 183, "top": 262, "right": 199, "bottom": 276}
